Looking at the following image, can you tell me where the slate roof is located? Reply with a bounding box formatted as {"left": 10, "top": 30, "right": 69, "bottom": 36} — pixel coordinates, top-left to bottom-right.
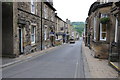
{"left": 88, "top": 2, "right": 113, "bottom": 16}
{"left": 44, "top": 2, "right": 56, "bottom": 11}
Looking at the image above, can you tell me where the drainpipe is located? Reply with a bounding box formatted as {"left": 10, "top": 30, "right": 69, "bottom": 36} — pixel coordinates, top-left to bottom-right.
{"left": 41, "top": 2, "right": 43, "bottom": 50}
{"left": 0, "top": 2, "right": 2, "bottom": 57}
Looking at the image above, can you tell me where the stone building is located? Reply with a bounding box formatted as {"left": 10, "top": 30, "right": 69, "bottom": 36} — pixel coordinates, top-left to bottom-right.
{"left": 108, "top": 1, "right": 120, "bottom": 69}
{"left": 86, "top": 0, "right": 120, "bottom": 59}
{"left": 87, "top": 2, "right": 113, "bottom": 58}
{"left": 62, "top": 21, "right": 68, "bottom": 43}
{"left": 55, "top": 14, "right": 65, "bottom": 43}
{"left": 84, "top": 17, "right": 89, "bottom": 46}
{"left": 66, "top": 19, "right": 73, "bottom": 41}
{"left": 2, "top": 2, "right": 42, "bottom": 57}
{"left": 2, "top": 1, "right": 74, "bottom": 58}
{"left": 42, "top": 2, "right": 56, "bottom": 49}
{"left": 55, "top": 14, "right": 73, "bottom": 44}
{"left": 2, "top": 1, "right": 57, "bottom": 57}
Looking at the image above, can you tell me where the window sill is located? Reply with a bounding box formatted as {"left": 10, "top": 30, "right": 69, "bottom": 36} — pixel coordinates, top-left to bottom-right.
{"left": 99, "top": 39, "right": 106, "bottom": 41}
{"left": 92, "top": 39, "right": 96, "bottom": 42}
{"left": 31, "top": 12, "right": 35, "bottom": 14}
{"left": 31, "top": 43, "right": 36, "bottom": 47}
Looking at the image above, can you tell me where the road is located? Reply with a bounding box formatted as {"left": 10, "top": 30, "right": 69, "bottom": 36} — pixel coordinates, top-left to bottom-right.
{"left": 2, "top": 40, "right": 85, "bottom": 78}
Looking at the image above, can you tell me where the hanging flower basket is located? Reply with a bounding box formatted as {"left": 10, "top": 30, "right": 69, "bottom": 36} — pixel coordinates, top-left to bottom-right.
{"left": 100, "top": 17, "right": 110, "bottom": 24}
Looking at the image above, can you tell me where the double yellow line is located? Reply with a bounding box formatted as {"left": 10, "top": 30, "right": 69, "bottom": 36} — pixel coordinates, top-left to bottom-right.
{"left": 110, "top": 62, "right": 120, "bottom": 72}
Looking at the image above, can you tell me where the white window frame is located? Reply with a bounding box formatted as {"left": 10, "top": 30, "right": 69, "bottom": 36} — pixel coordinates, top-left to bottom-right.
{"left": 35, "top": 3, "right": 37, "bottom": 15}
{"left": 101, "top": 14, "right": 108, "bottom": 18}
{"left": 31, "top": 0, "right": 35, "bottom": 14}
{"left": 31, "top": 24, "right": 36, "bottom": 44}
{"left": 44, "top": 5, "right": 48, "bottom": 19}
{"left": 44, "top": 25, "right": 48, "bottom": 40}
{"left": 51, "top": 11, "right": 54, "bottom": 21}
{"left": 100, "top": 23, "right": 107, "bottom": 41}
{"left": 94, "top": 17, "right": 97, "bottom": 40}
{"left": 115, "top": 18, "right": 118, "bottom": 42}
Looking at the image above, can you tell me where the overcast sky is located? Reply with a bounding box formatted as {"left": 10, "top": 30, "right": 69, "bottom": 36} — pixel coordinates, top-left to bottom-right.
{"left": 53, "top": 0, "right": 97, "bottom": 22}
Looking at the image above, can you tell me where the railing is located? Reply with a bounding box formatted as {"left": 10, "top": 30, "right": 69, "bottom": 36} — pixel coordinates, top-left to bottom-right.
{"left": 109, "top": 42, "right": 119, "bottom": 62}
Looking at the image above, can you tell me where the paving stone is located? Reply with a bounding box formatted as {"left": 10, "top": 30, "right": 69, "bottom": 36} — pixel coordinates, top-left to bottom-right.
{"left": 82, "top": 42, "right": 118, "bottom": 78}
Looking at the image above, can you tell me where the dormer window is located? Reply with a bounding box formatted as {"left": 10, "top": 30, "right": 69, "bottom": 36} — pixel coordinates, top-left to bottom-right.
{"left": 100, "top": 0, "right": 108, "bottom": 4}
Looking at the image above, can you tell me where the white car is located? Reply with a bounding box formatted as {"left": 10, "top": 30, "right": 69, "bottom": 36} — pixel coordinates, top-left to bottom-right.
{"left": 69, "top": 38, "right": 75, "bottom": 44}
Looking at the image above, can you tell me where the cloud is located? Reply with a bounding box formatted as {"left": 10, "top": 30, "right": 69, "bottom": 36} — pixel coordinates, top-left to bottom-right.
{"left": 53, "top": 0, "right": 96, "bottom": 22}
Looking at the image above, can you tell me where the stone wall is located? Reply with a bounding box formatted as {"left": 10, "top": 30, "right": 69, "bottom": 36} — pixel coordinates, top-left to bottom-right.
{"left": 89, "top": 6, "right": 112, "bottom": 59}
{"left": 16, "top": 2, "right": 42, "bottom": 54}
{"left": 42, "top": 2, "right": 56, "bottom": 49}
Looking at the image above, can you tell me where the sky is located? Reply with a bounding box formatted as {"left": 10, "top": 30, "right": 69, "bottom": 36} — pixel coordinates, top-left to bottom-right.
{"left": 53, "top": 0, "right": 97, "bottom": 22}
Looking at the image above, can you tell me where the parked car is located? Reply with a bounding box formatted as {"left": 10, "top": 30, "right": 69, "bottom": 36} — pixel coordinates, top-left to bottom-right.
{"left": 69, "top": 38, "right": 75, "bottom": 44}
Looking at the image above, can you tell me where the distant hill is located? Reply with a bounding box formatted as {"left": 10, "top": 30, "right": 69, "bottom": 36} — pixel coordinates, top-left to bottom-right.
{"left": 72, "top": 22, "right": 85, "bottom": 36}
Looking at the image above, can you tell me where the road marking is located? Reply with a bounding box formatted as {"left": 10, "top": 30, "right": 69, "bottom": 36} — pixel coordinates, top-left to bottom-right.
{"left": 74, "top": 60, "right": 79, "bottom": 78}
{"left": 110, "top": 62, "right": 120, "bottom": 71}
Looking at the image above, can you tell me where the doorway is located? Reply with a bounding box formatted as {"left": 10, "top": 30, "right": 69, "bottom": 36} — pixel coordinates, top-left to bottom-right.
{"left": 19, "top": 28, "right": 24, "bottom": 54}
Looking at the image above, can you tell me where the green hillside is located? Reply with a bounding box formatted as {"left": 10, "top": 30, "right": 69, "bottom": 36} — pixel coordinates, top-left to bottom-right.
{"left": 72, "top": 22, "right": 85, "bottom": 36}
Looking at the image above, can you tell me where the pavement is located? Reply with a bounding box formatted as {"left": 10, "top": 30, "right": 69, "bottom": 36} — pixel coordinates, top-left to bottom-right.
{"left": 82, "top": 42, "right": 118, "bottom": 78}
{"left": 1, "top": 45, "right": 63, "bottom": 68}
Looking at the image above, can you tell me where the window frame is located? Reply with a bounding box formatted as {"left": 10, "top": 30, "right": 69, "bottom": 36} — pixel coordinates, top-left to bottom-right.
{"left": 44, "top": 25, "right": 48, "bottom": 40}
{"left": 100, "top": 23, "right": 107, "bottom": 41}
{"left": 51, "top": 11, "right": 54, "bottom": 21}
{"left": 101, "top": 14, "right": 108, "bottom": 18}
{"left": 94, "top": 17, "right": 97, "bottom": 40}
{"left": 31, "top": 0, "right": 35, "bottom": 14}
{"left": 31, "top": 24, "right": 36, "bottom": 44}
{"left": 115, "top": 18, "right": 118, "bottom": 42}
{"left": 44, "top": 5, "right": 48, "bottom": 19}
